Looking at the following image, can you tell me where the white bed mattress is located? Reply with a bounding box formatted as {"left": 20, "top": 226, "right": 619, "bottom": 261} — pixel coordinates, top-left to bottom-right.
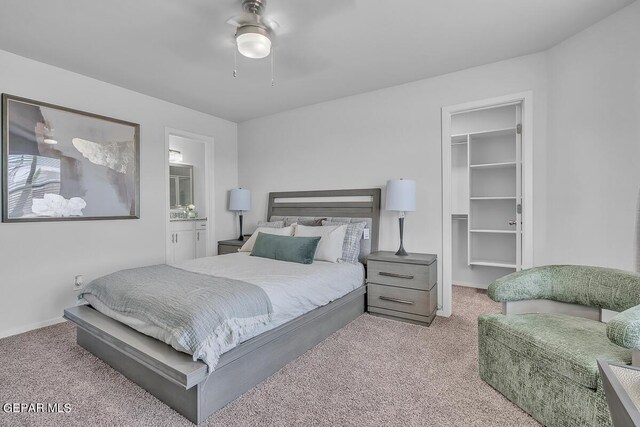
{"left": 84, "top": 253, "right": 364, "bottom": 361}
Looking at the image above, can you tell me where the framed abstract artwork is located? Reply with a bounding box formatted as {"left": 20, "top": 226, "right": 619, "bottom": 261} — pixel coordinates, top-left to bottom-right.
{"left": 2, "top": 94, "right": 140, "bottom": 222}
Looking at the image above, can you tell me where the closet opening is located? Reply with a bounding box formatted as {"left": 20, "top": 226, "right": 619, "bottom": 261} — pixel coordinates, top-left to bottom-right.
{"left": 441, "top": 93, "right": 533, "bottom": 316}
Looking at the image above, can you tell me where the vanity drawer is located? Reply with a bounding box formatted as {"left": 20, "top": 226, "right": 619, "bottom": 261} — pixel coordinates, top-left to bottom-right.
{"left": 367, "top": 260, "right": 436, "bottom": 291}
{"left": 367, "top": 284, "right": 436, "bottom": 317}
{"left": 171, "top": 221, "right": 194, "bottom": 232}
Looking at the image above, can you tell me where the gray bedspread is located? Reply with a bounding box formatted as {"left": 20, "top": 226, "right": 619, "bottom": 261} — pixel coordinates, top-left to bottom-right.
{"left": 78, "top": 264, "right": 273, "bottom": 370}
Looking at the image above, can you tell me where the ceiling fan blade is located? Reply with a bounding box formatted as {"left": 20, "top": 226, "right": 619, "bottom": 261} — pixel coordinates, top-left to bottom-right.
{"left": 261, "top": 16, "right": 279, "bottom": 30}
{"left": 226, "top": 12, "right": 262, "bottom": 28}
{"left": 226, "top": 16, "right": 243, "bottom": 27}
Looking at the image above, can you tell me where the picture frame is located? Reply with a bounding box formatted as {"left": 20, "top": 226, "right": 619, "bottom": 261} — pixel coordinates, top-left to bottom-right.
{"left": 2, "top": 94, "right": 140, "bottom": 222}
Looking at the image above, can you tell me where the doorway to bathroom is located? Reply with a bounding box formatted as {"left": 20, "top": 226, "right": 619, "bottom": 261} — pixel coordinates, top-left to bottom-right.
{"left": 165, "top": 128, "right": 214, "bottom": 263}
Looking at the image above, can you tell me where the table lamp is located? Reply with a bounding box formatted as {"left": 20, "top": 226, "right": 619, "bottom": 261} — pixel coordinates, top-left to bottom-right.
{"left": 229, "top": 188, "right": 251, "bottom": 241}
{"left": 386, "top": 179, "right": 416, "bottom": 256}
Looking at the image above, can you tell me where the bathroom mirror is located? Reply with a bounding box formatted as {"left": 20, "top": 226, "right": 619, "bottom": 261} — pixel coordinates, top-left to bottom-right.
{"left": 169, "top": 163, "right": 194, "bottom": 208}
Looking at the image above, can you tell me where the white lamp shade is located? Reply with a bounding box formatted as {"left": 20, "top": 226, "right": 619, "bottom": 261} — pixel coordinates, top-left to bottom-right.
{"left": 229, "top": 188, "right": 251, "bottom": 211}
{"left": 385, "top": 179, "right": 416, "bottom": 212}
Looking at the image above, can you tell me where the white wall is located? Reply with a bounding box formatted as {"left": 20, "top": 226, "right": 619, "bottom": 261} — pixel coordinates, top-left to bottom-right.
{"left": 238, "top": 53, "right": 549, "bottom": 310}
{"left": 0, "top": 50, "right": 238, "bottom": 337}
{"left": 238, "top": 1, "right": 640, "bottom": 316}
{"left": 543, "top": 1, "right": 640, "bottom": 270}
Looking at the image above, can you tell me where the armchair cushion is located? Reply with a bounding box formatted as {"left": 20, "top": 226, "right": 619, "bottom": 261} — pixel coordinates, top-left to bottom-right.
{"left": 479, "top": 312, "right": 632, "bottom": 389}
{"left": 488, "top": 265, "right": 640, "bottom": 312}
{"left": 607, "top": 304, "right": 640, "bottom": 350}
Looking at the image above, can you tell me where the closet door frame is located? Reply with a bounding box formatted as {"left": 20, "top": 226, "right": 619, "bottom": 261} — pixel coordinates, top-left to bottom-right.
{"left": 441, "top": 92, "right": 533, "bottom": 317}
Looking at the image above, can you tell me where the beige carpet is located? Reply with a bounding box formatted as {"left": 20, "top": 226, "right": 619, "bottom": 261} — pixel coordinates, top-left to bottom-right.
{"left": 0, "top": 286, "right": 538, "bottom": 427}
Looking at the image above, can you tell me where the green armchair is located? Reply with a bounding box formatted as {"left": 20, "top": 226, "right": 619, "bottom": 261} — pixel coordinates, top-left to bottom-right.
{"left": 479, "top": 265, "right": 640, "bottom": 427}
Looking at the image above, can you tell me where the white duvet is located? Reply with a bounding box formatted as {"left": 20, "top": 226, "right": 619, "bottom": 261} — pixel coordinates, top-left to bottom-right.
{"left": 180, "top": 253, "right": 365, "bottom": 340}
{"left": 85, "top": 253, "right": 364, "bottom": 365}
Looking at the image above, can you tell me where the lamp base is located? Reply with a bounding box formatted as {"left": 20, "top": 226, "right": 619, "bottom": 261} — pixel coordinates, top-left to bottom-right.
{"left": 395, "top": 216, "right": 409, "bottom": 256}
{"left": 237, "top": 213, "right": 244, "bottom": 241}
{"left": 395, "top": 246, "right": 408, "bottom": 257}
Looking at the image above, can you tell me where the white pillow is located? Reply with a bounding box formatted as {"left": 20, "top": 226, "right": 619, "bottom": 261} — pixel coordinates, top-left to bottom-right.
{"left": 238, "top": 226, "right": 294, "bottom": 252}
{"left": 294, "top": 224, "right": 347, "bottom": 263}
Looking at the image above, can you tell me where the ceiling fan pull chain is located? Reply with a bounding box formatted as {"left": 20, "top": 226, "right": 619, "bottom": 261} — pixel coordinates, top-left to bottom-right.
{"left": 271, "top": 46, "right": 275, "bottom": 86}
{"left": 233, "top": 47, "right": 238, "bottom": 78}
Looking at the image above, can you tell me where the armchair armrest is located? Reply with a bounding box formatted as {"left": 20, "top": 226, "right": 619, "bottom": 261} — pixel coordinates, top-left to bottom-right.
{"left": 608, "top": 305, "right": 640, "bottom": 366}
{"left": 608, "top": 305, "right": 640, "bottom": 350}
{"left": 487, "top": 267, "right": 553, "bottom": 302}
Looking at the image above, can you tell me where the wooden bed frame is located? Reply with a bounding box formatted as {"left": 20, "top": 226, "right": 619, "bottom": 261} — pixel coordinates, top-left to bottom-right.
{"left": 63, "top": 188, "right": 381, "bottom": 424}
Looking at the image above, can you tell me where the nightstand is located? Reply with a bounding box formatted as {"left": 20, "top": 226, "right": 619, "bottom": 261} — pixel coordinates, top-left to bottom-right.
{"left": 217, "top": 238, "right": 245, "bottom": 255}
{"left": 366, "top": 251, "right": 437, "bottom": 326}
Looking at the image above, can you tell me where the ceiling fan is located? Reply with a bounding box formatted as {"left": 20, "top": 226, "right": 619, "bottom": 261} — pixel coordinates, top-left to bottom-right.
{"left": 227, "top": 0, "right": 278, "bottom": 59}
{"left": 224, "top": 0, "right": 357, "bottom": 81}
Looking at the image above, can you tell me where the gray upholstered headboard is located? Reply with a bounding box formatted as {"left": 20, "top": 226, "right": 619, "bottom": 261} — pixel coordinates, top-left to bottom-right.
{"left": 267, "top": 188, "right": 381, "bottom": 262}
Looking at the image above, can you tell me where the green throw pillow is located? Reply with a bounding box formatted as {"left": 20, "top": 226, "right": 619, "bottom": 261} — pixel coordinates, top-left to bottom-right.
{"left": 251, "top": 233, "right": 320, "bottom": 264}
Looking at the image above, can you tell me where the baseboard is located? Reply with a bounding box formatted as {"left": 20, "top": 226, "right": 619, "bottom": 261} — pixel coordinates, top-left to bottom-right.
{"left": 453, "top": 281, "right": 489, "bottom": 290}
{"left": 0, "top": 317, "right": 66, "bottom": 339}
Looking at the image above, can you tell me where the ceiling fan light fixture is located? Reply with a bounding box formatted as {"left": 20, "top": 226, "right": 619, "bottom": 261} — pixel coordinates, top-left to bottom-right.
{"left": 236, "top": 25, "right": 271, "bottom": 59}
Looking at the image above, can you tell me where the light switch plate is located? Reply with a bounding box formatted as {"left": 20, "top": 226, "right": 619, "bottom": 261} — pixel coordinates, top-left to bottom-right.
{"left": 363, "top": 229, "right": 370, "bottom": 240}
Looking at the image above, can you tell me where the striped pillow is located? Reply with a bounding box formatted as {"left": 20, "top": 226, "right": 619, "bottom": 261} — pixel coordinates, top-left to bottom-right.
{"left": 322, "top": 221, "right": 367, "bottom": 264}
{"left": 257, "top": 220, "right": 284, "bottom": 228}
{"left": 283, "top": 217, "right": 326, "bottom": 227}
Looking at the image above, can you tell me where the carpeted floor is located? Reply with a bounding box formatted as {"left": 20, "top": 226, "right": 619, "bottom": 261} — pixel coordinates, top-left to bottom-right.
{"left": 0, "top": 286, "right": 538, "bottom": 427}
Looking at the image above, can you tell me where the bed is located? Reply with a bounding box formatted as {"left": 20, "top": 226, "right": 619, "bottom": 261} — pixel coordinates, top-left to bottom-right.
{"left": 63, "top": 188, "right": 381, "bottom": 424}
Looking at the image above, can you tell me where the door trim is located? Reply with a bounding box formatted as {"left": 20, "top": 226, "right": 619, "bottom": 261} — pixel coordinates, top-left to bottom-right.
{"left": 441, "top": 91, "right": 533, "bottom": 317}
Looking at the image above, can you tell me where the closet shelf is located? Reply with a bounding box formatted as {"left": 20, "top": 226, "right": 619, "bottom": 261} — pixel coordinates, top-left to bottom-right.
{"left": 451, "top": 135, "right": 468, "bottom": 145}
{"left": 469, "top": 229, "right": 517, "bottom": 234}
{"left": 468, "top": 127, "right": 517, "bottom": 139}
{"left": 470, "top": 196, "right": 517, "bottom": 201}
{"left": 451, "top": 127, "right": 517, "bottom": 139}
{"left": 469, "top": 162, "right": 516, "bottom": 169}
{"left": 470, "top": 260, "right": 517, "bottom": 269}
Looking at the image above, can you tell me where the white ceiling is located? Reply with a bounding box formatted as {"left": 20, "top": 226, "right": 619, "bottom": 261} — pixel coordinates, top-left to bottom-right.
{"left": 0, "top": 0, "right": 633, "bottom": 122}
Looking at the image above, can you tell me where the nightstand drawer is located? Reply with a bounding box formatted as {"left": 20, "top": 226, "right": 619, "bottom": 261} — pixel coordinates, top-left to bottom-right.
{"left": 367, "top": 284, "right": 435, "bottom": 317}
{"left": 218, "top": 244, "right": 239, "bottom": 255}
{"left": 367, "top": 260, "right": 436, "bottom": 291}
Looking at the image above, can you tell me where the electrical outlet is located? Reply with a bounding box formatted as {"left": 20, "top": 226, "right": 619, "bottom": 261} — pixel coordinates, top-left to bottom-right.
{"left": 73, "top": 275, "right": 84, "bottom": 291}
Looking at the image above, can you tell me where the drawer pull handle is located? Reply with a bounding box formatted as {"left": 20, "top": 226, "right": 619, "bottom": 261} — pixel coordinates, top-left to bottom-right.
{"left": 379, "top": 296, "right": 414, "bottom": 305}
{"left": 379, "top": 272, "right": 414, "bottom": 280}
